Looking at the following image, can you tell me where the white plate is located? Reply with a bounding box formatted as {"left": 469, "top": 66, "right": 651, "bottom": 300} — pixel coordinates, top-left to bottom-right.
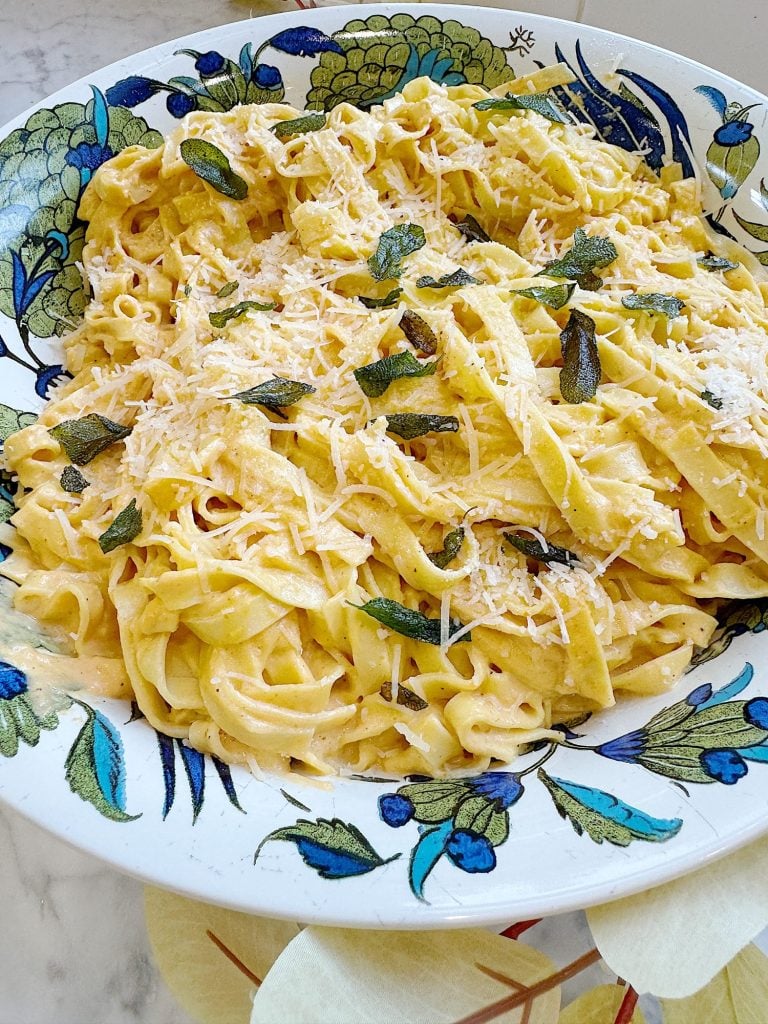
{"left": 2, "top": 4, "right": 768, "bottom": 928}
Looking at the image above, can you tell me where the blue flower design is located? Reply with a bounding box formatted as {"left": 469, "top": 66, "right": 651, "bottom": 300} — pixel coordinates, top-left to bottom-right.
{"left": 105, "top": 76, "right": 161, "bottom": 108}
{"left": 65, "top": 141, "right": 114, "bottom": 172}
{"left": 700, "top": 749, "right": 748, "bottom": 785}
{"left": 744, "top": 697, "right": 768, "bottom": 729}
{"left": 686, "top": 683, "right": 713, "bottom": 707}
{"left": 194, "top": 51, "right": 226, "bottom": 76}
{"left": 467, "top": 772, "right": 524, "bottom": 809}
{"left": 715, "top": 120, "right": 754, "bottom": 146}
{"left": 35, "top": 364, "right": 69, "bottom": 399}
{"left": 378, "top": 792, "right": 415, "bottom": 827}
{"left": 166, "top": 93, "right": 196, "bottom": 118}
{"left": 0, "top": 662, "right": 27, "bottom": 700}
{"left": 445, "top": 829, "right": 496, "bottom": 873}
{"left": 253, "top": 64, "right": 282, "bottom": 89}
{"left": 267, "top": 27, "right": 343, "bottom": 58}
{"left": 595, "top": 728, "right": 647, "bottom": 763}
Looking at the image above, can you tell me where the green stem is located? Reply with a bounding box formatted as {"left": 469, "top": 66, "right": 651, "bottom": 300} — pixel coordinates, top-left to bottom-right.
{"left": 518, "top": 742, "right": 559, "bottom": 777}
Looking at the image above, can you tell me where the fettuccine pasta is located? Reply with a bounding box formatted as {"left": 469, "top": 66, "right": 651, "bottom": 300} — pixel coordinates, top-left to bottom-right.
{"left": 4, "top": 74, "right": 768, "bottom": 775}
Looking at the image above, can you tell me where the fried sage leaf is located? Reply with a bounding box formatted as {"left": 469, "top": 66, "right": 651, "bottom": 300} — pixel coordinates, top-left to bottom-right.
{"left": 399, "top": 310, "right": 437, "bottom": 354}
{"left": 504, "top": 531, "right": 579, "bottom": 567}
{"left": 513, "top": 282, "right": 575, "bottom": 310}
{"left": 539, "top": 228, "right": 618, "bottom": 290}
{"left": 352, "top": 597, "right": 471, "bottom": 644}
{"left": 49, "top": 414, "right": 132, "bottom": 466}
{"left": 698, "top": 253, "right": 739, "bottom": 271}
{"left": 99, "top": 499, "right": 143, "bottom": 554}
{"left": 271, "top": 113, "right": 327, "bottom": 140}
{"left": 701, "top": 389, "right": 724, "bottom": 410}
{"left": 454, "top": 215, "right": 492, "bottom": 243}
{"left": 559, "top": 309, "right": 600, "bottom": 404}
{"left": 380, "top": 681, "right": 429, "bottom": 710}
{"left": 473, "top": 91, "right": 570, "bottom": 124}
{"left": 427, "top": 527, "right": 464, "bottom": 569}
{"left": 179, "top": 139, "right": 248, "bottom": 200}
{"left": 209, "top": 300, "right": 277, "bottom": 328}
{"left": 621, "top": 292, "right": 685, "bottom": 318}
{"left": 354, "top": 352, "right": 438, "bottom": 398}
{"left": 230, "top": 377, "right": 316, "bottom": 410}
{"left": 416, "top": 269, "right": 480, "bottom": 289}
{"left": 359, "top": 288, "right": 403, "bottom": 309}
{"left": 60, "top": 466, "right": 90, "bottom": 494}
{"left": 380, "top": 414, "right": 459, "bottom": 440}
{"left": 368, "top": 224, "right": 426, "bottom": 281}
{"left": 216, "top": 281, "right": 238, "bottom": 298}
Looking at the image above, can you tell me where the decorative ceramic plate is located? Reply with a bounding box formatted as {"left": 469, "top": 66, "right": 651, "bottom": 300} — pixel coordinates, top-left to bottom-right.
{"left": 2, "top": 4, "right": 768, "bottom": 928}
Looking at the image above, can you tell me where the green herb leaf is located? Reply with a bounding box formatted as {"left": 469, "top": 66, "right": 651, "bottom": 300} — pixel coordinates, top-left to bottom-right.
{"left": 504, "top": 531, "right": 579, "bottom": 567}
{"left": 352, "top": 597, "right": 471, "bottom": 644}
{"left": 621, "top": 292, "right": 685, "bottom": 318}
{"left": 230, "top": 376, "right": 316, "bottom": 411}
{"left": 698, "top": 253, "right": 739, "bottom": 271}
{"left": 539, "top": 228, "right": 618, "bottom": 290}
{"left": 368, "top": 224, "right": 426, "bottom": 281}
{"left": 354, "top": 352, "right": 437, "bottom": 398}
{"left": 473, "top": 91, "right": 570, "bottom": 124}
{"left": 428, "top": 527, "right": 465, "bottom": 569}
{"left": 380, "top": 414, "right": 459, "bottom": 440}
{"left": 399, "top": 310, "right": 437, "bottom": 354}
{"left": 60, "top": 466, "right": 90, "bottom": 494}
{"left": 416, "top": 269, "right": 480, "bottom": 289}
{"left": 99, "top": 499, "right": 142, "bottom": 554}
{"left": 183, "top": 284, "right": 191, "bottom": 297}
{"left": 454, "top": 215, "right": 492, "bottom": 243}
{"left": 216, "top": 281, "right": 238, "bottom": 299}
{"left": 271, "top": 113, "right": 327, "bottom": 140}
{"left": 359, "top": 288, "right": 403, "bottom": 309}
{"left": 701, "top": 389, "right": 724, "bottom": 410}
{"left": 380, "top": 681, "right": 429, "bottom": 710}
{"left": 49, "top": 414, "right": 132, "bottom": 466}
{"left": 179, "top": 139, "right": 248, "bottom": 201}
{"left": 559, "top": 309, "right": 601, "bottom": 404}
{"left": 513, "top": 282, "right": 575, "bottom": 310}
{"left": 209, "top": 300, "right": 277, "bottom": 328}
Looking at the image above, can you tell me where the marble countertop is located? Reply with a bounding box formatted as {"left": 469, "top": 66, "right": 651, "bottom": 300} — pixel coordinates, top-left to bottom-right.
{"left": 1, "top": 2, "right": 767, "bottom": 1022}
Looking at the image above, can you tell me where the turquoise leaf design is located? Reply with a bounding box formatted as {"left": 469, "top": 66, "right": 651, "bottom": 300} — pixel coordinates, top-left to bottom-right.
{"left": 64, "top": 705, "right": 139, "bottom": 821}
{"left": 409, "top": 820, "right": 453, "bottom": 901}
{"left": 697, "top": 662, "right": 754, "bottom": 709}
{"left": 255, "top": 818, "right": 398, "bottom": 879}
{"left": 538, "top": 770, "right": 682, "bottom": 846}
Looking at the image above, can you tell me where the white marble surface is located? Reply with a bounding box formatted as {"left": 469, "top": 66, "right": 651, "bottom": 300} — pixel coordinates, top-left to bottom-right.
{"left": 1, "top": 2, "right": 767, "bottom": 1022}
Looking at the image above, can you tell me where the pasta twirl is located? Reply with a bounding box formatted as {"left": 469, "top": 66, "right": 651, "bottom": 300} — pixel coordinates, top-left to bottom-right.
{"left": 4, "top": 75, "right": 768, "bottom": 775}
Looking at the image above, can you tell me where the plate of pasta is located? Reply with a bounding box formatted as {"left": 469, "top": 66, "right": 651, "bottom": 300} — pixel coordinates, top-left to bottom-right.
{"left": 1, "top": 3, "right": 768, "bottom": 926}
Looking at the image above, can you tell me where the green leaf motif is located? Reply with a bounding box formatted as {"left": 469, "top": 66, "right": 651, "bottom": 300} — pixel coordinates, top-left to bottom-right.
{"left": 254, "top": 817, "right": 398, "bottom": 879}
{"left": 0, "top": 693, "right": 58, "bottom": 758}
{"left": 705, "top": 134, "right": 760, "bottom": 201}
{"left": 621, "top": 292, "right": 685, "bottom": 318}
{"left": 359, "top": 287, "right": 403, "bottom": 309}
{"left": 559, "top": 309, "right": 600, "bottom": 404}
{"left": 397, "top": 780, "right": 471, "bottom": 823}
{"left": 352, "top": 597, "right": 471, "bottom": 644}
{"left": 49, "top": 413, "right": 132, "bottom": 466}
{"left": 453, "top": 795, "right": 510, "bottom": 847}
{"left": 64, "top": 707, "right": 139, "bottom": 821}
{"left": 209, "top": 300, "right": 276, "bottom": 328}
{"left": 380, "top": 413, "right": 459, "bottom": 440}
{"left": 179, "top": 138, "right": 248, "bottom": 200}
{"left": 539, "top": 228, "right": 618, "bottom": 290}
{"left": 428, "top": 527, "right": 464, "bottom": 569}
{"left": 473, "top": 91, "right": 570, "bottom": 124}
{"left": 368, "top": 224, "right": 426, "bottom": 281}
{"left": 354, "top": 351, "right": 437, "bottom": 398}
{"left": 416, "top": 269, "right": 480, "bottom": 289}
{"left": 538, "top": 769, "right": 683, "bottom": 846}
{"left": 513, "top": 282, "right": 575, "bottom": 310}
{"left": 0, "top": 405, "right": 36, "bottom": 444}
{"left": 399, "top": 310, "right": 438, "bottom": 354}
{"left": 271, "top": 113, "right": 327, "bottom": 140}
{"left": 99, "top": 499, "right": 142, "bottom": 554}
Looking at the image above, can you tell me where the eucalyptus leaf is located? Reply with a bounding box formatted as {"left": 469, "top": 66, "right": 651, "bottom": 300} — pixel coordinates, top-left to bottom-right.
{"left": 209, "top": 300, "right": 277, "bottom": 328}
{"left": 99, "top": 499, "right": 143, "bottom": 554}
{"left": 49, "top": 414, "right": 132, "bottom": 466}
{"left": 230, "top": 377, "right": 316, "bottom": 411}
{"left": 380, "top": 681, "right": 428, "bottom": 711}
{"left": 60, "top": 466, "right": 90, "bottom": 493}
{"left": 416, "top": 269, "right": 480, "bottom": 289}
{"left": 271, "top": 113, "right": 327, "bottom": 140}
{"left": 504, "top": 531, "right": 578, "bottom": 567}
{"left": 513, "top": 282, "right": 575, "bottom": 309}
{"left": 354, "top": 352, "right": 437, "bottom": 398}
{"left": 698, "top": 253, "right": 739, "bottom": 271}
{"left": 454, "top": 215, "right": 492, "bottom": 243}
{"left": 473, "top": 91, "right": 570, "bottom": 124}
{"left": 399, "top": 310, "right": 437, "bottom": 354}
{"left": 352, "top": 597, "right": 470, "bottom": 644}
{"left": 368, "top": 224, "right": 426, "bottom": 281}
{"left": 359, "top": 288, "right": 403, "bottom": 309}
{"left": 621, "top": 292, "right": 686, "bottom": 318}
{"left": 559, "top": 309, "right": 601, "bottom": 403}
{"left": 216, "top": 281, "right": 238, "bottom": 298}
{"left": 380, "top": 414, "right": 459, "bottom": 440}
{"left": 539, "top": 228, "right": 618, "bottom": 290}
{"left": 428, "top": 527, "right": 464, "bottom": 569}
{"left": 180, "top": 139, "right": 248, "bottom": 200}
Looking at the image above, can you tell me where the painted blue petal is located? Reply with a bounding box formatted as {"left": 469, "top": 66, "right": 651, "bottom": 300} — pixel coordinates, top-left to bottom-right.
{"left": 22, "top": 269, "right": 55, "bottom": 310}
{"left": 617, "top": 69, "right": 695, "bottom": 179}
{"left": 92, "top": 709, "right": 128, "bottom": 812}
{"left": 239, "top": 42, "right": 254, "bottom": 78}
{"left": 90, "top": 86, "right": 109, "bottom": 147}
{"left": 267, "top": 27, "right": 343, "bottom": 58}
{"left": 105, "top": 76, "right": 163, "bottom": 108}
{"left": 697, "top": 663, "right": 754, "bottom": 711}
{"left": 46, "top": 229, "right": 69, "bottom": 259}
{"left": 156, "top": 732, "right": 175, "bottom": 818}
{"left": 409, "top": 819, "right": 453, "bottom": 900}
{"left": 738, "top": 744, "right": 768, "bottom": 763}
{"left": 595, "top": 728, "right": 647, "bottom": 763}
{"left": 177, "top": 739, "right": 205, "bottom": 822}
{"left": 35, "top": 365, "right": 69, "bottom": 399}
{"left": 0, "top": 662, "right": 27, "bottom": 700}
{"left": 468, "top": 772, "right": 524, "bottom": 809}
{"left": 11, "top": 251, "right": 27, "bottom": 314}
{"left": 549, "top": 775, "right": 683, "bottom": 840}
{"left": 419, "top": 49, "right": 440, "bottom": 77}
{"left": 0, "top": 543, "right": 11, "bottom": 562}
{"left": 695, "top": 85, "right": 728, "bottom": 118}
{"left": 443, "top": 73, "right": 466, "bottom": 87}
{"left": 212, "top": 756, "right": 244, "bottom": 812}
{"left": 294, "top": 838, "right": 373, "bottom": 878}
